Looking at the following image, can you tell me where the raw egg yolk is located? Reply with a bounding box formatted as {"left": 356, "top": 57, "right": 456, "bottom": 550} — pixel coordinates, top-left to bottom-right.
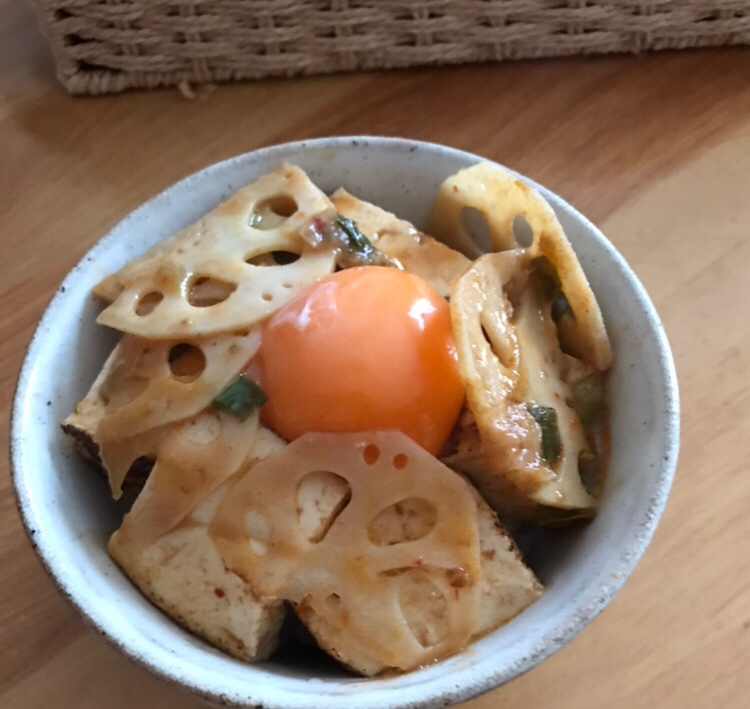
{"left": 257, "top": 266, "right": 464, "bottom": 455}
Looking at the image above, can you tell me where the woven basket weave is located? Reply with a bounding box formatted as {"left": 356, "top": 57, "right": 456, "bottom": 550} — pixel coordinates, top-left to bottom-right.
{"left": 31, "top": 1, "right": 750, "bottom": 95}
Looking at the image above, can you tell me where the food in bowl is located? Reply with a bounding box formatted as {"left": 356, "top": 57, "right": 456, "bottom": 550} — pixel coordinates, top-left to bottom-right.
{"left": 61, "top": 161, "right": 612, "bottom": 676}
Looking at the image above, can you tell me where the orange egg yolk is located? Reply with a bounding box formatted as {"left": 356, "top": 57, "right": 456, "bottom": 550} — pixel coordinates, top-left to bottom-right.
{"left": 257, "top": 266, "right": 464, "bottom": 455}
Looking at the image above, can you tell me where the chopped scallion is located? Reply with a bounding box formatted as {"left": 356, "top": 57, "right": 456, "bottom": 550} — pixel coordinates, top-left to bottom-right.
{"left": 527, "top": 404, "right": 561, "bottom": 464}
{"left": 212, "top": 375, "right": 267, "bottom": 421}
{"left": 572, "top": 373, "right": 605, "bottom": 427}
{"left": 335, "top": 215, "right": 377, "bottom": 259}
{"left": 578, "top": 451, "right": 600, "bottom": 495}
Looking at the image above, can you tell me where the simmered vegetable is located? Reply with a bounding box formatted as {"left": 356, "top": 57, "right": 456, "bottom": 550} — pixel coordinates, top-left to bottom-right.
{"left": 526, "top": 405, "right": 561, "bottom": 464}
{"left": 212, "top": 376, "right": 268, "bottom": 422}
{"left": 427, "top": 162, "right": 612, "bottom": 370}
{"left": 572, "top": 373, "right": 606, "bottom": 428}
{"left": 445, "top": 251, "right": 596, "bottom": 519}
{"left": 303, "top": 213, "right": 400, "bottom": 269}
{"left": 331, "top": 188, "right": 471, "bottom": 298}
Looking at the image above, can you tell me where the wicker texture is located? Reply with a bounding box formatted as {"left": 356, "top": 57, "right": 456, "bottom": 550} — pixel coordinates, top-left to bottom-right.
{"left": 30, "top": 1, "right": 750, "bottom": 94}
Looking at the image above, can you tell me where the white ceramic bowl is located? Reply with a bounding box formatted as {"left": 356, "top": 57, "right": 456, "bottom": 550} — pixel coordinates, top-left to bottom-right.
{"left": 11, "top": 137, "right": 679, "bottom": 709}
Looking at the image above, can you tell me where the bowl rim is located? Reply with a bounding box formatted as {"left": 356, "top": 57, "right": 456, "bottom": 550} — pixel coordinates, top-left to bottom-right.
{"left": 10, "top": 135, "right": 680, "bottom": 709}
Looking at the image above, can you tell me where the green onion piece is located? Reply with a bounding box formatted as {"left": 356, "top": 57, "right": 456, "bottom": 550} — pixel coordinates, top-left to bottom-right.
{"left": 249, "top": 213, "right": 262, "bottom": 228}
{"left": 212, "top": 376, "right": 267, "bottom": 421}
{"left": 527, "top": 404, "right": 561, "bottom": 464}
{"left": 572, "top": 373, "right": 605, "bottom": 427}
{"left": 578, "top": 451, "right": 600, "bottom": 495}
{"left": 335, "top": 215, "right": 376, "bottom": 258}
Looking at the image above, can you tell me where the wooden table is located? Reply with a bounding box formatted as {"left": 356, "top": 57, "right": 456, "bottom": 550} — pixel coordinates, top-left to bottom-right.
{"left": 3, "top": 1, "right": 750, "bottom": 707}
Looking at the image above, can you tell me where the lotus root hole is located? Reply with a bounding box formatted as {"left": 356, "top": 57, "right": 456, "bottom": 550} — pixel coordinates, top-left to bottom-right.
{"left": 271, "top": 250, "right": 300, "bottom": 265}
{"left": 263, "top": 194, "right": 298, "bottom": 217}
{"left": 512, "top": 214, "right": 534, "bottom": 247}
{"left": 460, "top": 206, "right": 491, "bottom": 253}
{"left": 187, "top": 276, "right": 237, "bottom": 307}
{"left": 363, "top": 444, "right": 380, "bottom": 465}
{"left": 296, "top": 471, "right": 352, "bottom": 543}
{"left": 244, "top": 509, "right": 271, "bottom": 556}
{"left": 393, "top": 453, "right": 409, "bottom": 470}
{"left": 250, "top": 195, "right": 298, "bottom": 229}
{"left": 168, "top": 344, "right": 206, "bottom": 382}
{"left": 368, "top": 497, "right": 437, "bottom": 546}
{"left": 480, "top": 318, "right": 512, "bottom": 369}
{"left": 135, "top": 291, "right": 163, "bottom": 316}
{"left": 246, "top": 250, "right": 301, "bottom": 267}
{"left": 399, "top": 569, "right": 449, "bottom": 647}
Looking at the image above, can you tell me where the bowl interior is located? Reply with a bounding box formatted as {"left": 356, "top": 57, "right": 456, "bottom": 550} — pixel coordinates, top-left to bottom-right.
{"left": 11, "top": 137, "right": 679, "bottom": 709}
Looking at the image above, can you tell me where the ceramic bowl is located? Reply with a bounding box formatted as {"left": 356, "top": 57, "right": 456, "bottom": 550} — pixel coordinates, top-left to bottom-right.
{"left": 10, "top": 137, "right": 679, "bottom": 709}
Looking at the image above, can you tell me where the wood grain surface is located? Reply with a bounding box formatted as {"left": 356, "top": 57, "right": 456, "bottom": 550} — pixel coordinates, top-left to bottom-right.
{"left": 3, "top": 0, "right": 750, "bottom": 707}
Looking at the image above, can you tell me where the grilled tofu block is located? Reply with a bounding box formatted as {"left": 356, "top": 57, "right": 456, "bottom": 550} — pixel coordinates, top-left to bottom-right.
{"left": 110, "top": 481, "right": 286, "bottom": 662}
{"left": 63, "top": 334, "right": 290, "bottom": 662}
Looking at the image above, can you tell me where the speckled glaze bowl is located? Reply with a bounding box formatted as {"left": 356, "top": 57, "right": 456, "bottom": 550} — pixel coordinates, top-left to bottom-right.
{"left": 11, "top": 137, "right": 679, "bottom": 709}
